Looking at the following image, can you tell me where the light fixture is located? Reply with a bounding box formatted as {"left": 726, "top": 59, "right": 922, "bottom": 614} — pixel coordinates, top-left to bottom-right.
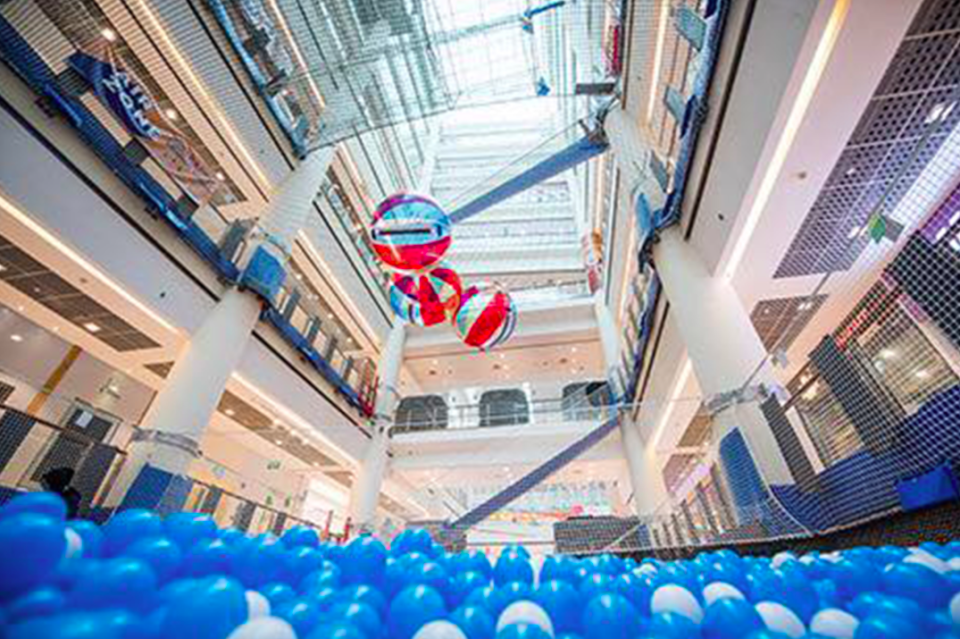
{"left": 0, "top": 263, "right": 6, "bottom": 272}
{"left": 225, "top": 408, "right": 236, "bottom": 417}
{"left": 9, "top": 334, "right": 23, "bottom": 343}
{"left": 915, "top": 369, "right": 931, "bottom": 380}
{"left": 797, "top": 301, "right": 813, "bottom": 311}
{"left": 571, "top": 346, "right": 578, "bottom": 353}
{"left": 274, "top": 439, "right": 283, "bottom": 445}
{"left": 327, "top": 313, "right": 334, "bottom": 320}
{"left": 214, "top": 171, "right": 226, "bottom": 182}
{"left": 847, "top": 226, "right": 861, "bottom": 240}
{"left": 165, "top": 109, "right": 179, "bottom": 121}
{"left": 83, "top": 322, "right": 101, "bottom": 333}
{"left": 879, "top": 348, "right": 897, "bottom": 360}
{"left": 101, "top": 28, "right": 117, "bottom": 42}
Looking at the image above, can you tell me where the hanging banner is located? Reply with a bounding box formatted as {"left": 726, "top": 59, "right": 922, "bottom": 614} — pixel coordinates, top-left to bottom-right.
{"left": 582, "top": 229, "right": 604, "bottom": 294}
{"left": 67, "top": 48, "right": 223, "bottom": 206}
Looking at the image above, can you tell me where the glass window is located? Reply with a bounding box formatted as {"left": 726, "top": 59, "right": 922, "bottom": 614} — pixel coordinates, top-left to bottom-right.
{"left": 786, "top": 365, "right": 863, "bottom": 467}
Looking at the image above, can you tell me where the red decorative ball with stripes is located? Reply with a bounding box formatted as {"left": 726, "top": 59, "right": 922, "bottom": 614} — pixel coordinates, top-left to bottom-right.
{"left": 453, "top": 284, "right": 517, "bottom": 350}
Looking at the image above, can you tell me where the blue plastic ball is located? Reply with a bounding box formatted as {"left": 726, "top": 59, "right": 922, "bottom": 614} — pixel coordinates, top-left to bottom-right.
{"left": 301, "top": 565, "right": 342, "bottom": 593}
{"left": 849, "top": 592, "right": 925, "bottom": 630}
{"left": 336, "top": 584, "right": 388, "bottom": 615}
{"left": 103, "top": 509, "right": 163, "bottom": 556}
{"left": 392, "top": 529, "right": 433, "bottom": 557}
{"left": 701, "top": 598, "right": 763, "bottom": 639}
{"left": 218, "top": 528, "right": 246, "bottom": 546}
{"left": 69, "top": 558, "right": 157, "bottom": 612}
{"left": 457, "top": 550, "right": 494, "bottom": 578}
{"left": 0, "top": 492, "right": 67, "bottom": 521}
{"left": 409, "top": 561, "right": 451, "bottom": 597}
{"left": 451, "top": 605, "right": 496, "bottom": 639}
{"left": 307, "top": 621, "right": 367, "bottom": 639}
{"left": 231, "top": 536, "right": 287, "bottom": 588}
{"left": 160, "top": 576, "right": 248, "bottom": 639}
{"left": 614, "top": 572, "right": 653, "bottom": 614}
{"left": 0, "top": 513, "right": 66, "bottom": 598}
{"left": 67, "top": 520, "right": 103, "bottom": 559}
{"left": 125, "top": 536, "right": 182, "bottom": 584}
{"left": 581, "top": 593, "right": 643, "bottom": 639}
{"left": 5, "top": 587, "right": 66, "bottom": 622}
{"left": 309, "top": 586, "right": 340, "bottom": 611}
{"left": 261, "top": 582, "right": 297, "bottom": 606}
{"left": 465, "top": 585, "right": 506, "bottom": 618}
{"left": 881, "top": 562, "right": 949, "bottom": 608}
{"left": 647, "top": 611, "right": 700, "bottom": 639}
{"left": 181, "top": 538, "right": 233, "bottom": 578}
{"left": 325, "top": 544, "right": 347, "bottom": 568}
{"left": 494, "top": 552, "right": 533, "bottom": 586}
{"left": 284, "top": 546, "right": 325, "bottom": 585}
{"left": 8, "top": 612, "right": 123, "bottom": 639}
{"left": 533, "top": 580, "right": 581, "bottom": 633}
{"left": 578, "top": 573, "right": 615, "bottom": 600}
{"left": 496, "top": 623, "right": 551, "bottom": 639}
{"left": 830, "top": 560, "right": 882, "bottom": 602}
{"left": 282, "top": 526, "right": 320, "bottom": 549}
{"left": 540, "top": 555, "right": 575, "bottom": 585}
{"left": 452, "top": 571, "right": 490, "bottom": 607}
{"left": 329, "top": 601, "right": 380, "bottom": 639}
{"left": 163, "top": 513, "right": 216, "bottom": 550}
{"left": 389, "top": 585, "right": 446, "bottom": 639}
{"left": 276, "top": 599, "right": 322, "bottom": 635}
{"left": 342, "top": 535, "right": 388, "bottom": 585}
{"left": 854, "top": 614, "right": 916, "bottom": 639}
{"left": 499, "top": 581, "right": 534, "bottom": 609}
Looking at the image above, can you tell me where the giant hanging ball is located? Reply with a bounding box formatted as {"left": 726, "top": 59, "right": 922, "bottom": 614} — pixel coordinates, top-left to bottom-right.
{"left": 454, "top": 284, "right": 517, "bottom": 351}
{"left": 391, "top": 262, "right": 463, "bottom": 326}
{"left": 371, "top": 193, "right": 452, "bottom": 272}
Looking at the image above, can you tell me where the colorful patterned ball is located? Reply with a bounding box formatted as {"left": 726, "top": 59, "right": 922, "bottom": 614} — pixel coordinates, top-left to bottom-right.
{"left": 390, "top": 262, "right": 463, "bottom": 327}
{"left": 371, "top": 194, "right": 452, "bottom": 272}
{"left": 454, "top": 284, "right": 517, "bottom": 350}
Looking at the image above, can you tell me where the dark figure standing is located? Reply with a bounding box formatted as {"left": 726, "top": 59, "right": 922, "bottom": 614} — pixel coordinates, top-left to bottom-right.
{"left": 41, "top": 467, "right": 82, "bottom": 519}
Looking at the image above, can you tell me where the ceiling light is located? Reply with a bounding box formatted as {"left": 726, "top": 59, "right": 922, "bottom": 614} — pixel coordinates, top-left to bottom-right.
{"left": 274, "top": 439, "right": 283, "bottom": 445}
{"left": 52, "top": 326, "right": 59, "bottom": 333}
{"left": 915, "top": 369, "right": 931, "bottom": 380}
{"left": 225, "top": 408, "right": 236, "bottom": 417}
{"left": 83, "top": 322, "right": 101, "bottom": 333}
{"left": 571, "top": 346, "right": 578, "bottom": 353}
{"left": 432, "top": 359, "right": 439, "bottom": 365}
{"left": 165, "top": 109, "right": 179, "bottom": 121}
{"left": 797, "top": 301, "right": 813, "bottom": 311}
{"left": 9, "top": 334, "right": 23, "bottom": 343}
{"left": 879, "top": 348, "right": 897, "bottom": 360}
{"left": 327, "top": 313, "right": 334, "bottom": 320}
{"left": 215, "top": 171, "right": 226, "bottom": 181}
{"left": 101, "top": 28, "right": 117, "bottom": 42}
{"left": 0, "top": 263, "right": 6, "bottom": 272}
{"left": 847, "top": 226, "right": 861, "bottom": 240}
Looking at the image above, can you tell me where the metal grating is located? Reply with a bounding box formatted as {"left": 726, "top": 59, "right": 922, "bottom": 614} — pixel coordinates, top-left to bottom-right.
{"left": 0, "top": 233, "right": 162, "bottom": 352}
{"left": 677, "top": 406, "right": 712, "bottom": 448}
{"left": 216, "top": 390, "right": 339, "bottom": 468}
{"left": 749, "top": 294, "right": 828, "bottom": 352}
{"left": 775, "top": 0, "right": 960, "bottom": 278}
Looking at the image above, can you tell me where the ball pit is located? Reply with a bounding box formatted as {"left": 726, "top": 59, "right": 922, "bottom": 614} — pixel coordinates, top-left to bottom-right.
{"left": 2, "top": 491, "right": 960, "bottom": 639}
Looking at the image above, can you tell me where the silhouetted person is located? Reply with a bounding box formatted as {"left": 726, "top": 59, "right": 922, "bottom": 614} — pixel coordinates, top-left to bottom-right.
{"left": 41, "top": 467, "right": 82, "bottom": 519}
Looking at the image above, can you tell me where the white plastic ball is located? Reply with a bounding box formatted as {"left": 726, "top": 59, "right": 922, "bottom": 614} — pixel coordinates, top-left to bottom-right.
{"left": 651, "top": 584, "right": 703, "bottom": 624}
{"left": 950, "top": 592, "right": 960, "bottom": 626}
{"left": 63, "top": 528, "right": 83, "bottom": 561}
{"left": 636, "top": 563, "right": 658, "bottom": 576}
{"left": 947, "top": 557, "right": 960, "bottom": 572}
{"left": 755, "top": 601, "right": 805, "bottom": 638}
{"left": 246, "top": 590, "right": 271, "bottom": 619}
{"left": 904, "top": 552, "right": 950, "bottom": 574}
{"left": 497, "top": 601, "right": 555, "bottom": 637}
{"left": 414, "top": 621, "right": 470, "bottom": 639}
{"left": 771, "top": 552, "right": 796, "bottom": 569}
{"left": 810, "top": 609, "right": 859, "bottom": 639}
{"left": 226, "top": 617, "right": 296, "bottom": 639}
{"left": 702, "top": 582, "right": 746, "bottom": 606}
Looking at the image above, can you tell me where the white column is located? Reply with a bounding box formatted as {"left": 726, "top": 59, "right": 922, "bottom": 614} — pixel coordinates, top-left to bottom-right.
{"left": 653, "top": 227, "right": 792, "bottom": 485}
{"left": 111, "top": 149, "right": 335, "bottom": 499}
{"left": 593, "top": 295, "right": 669, "bottom": 516}
{"left": 605, "top": 105, "right": 793, "bottom": 488}
{"left": 349, "top": 319, "right": 406, "bottom": 531}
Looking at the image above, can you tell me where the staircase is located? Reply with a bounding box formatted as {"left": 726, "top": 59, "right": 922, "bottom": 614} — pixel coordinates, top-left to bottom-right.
{"left": 446, "top": 410, "right": 622, "bottom": 531}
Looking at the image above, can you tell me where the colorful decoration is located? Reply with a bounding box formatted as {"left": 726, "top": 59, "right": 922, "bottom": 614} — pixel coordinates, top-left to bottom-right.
{"left": 371, "top": 194, "right": 452, "bottom": 272}
{"left": 390, "top": 262, "right": 463, "bottom": 327}
{"left": 454, "top": 284, "right": 517, "bottom": 350}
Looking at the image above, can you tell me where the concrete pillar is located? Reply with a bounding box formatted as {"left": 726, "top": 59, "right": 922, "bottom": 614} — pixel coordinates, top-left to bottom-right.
{"left": 593, "top": 295, "right": 669, "bottom": 517}
{"left": 109, "top": 148, "right": 335, "bottom": 501}
{"left": 653, "top": 227, "right": 793, "bottom": 486}
{"left": 605, "top": 104, "right": 793, "bottom": 490}
{"left": 348, "top": 320, "right": 406, "bottom": 531}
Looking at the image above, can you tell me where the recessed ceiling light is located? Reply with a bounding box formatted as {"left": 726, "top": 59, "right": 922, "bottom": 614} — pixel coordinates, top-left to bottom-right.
{"left": 327, "top": 313, "right": 334, "bottom": 320}
{"left": 225, "top": 408, "right": 236, "bottom": 416}
{"left": 215, "top": 171, "right": 226, "bottom": 181}
{"left": 165, "top": 109, "right": 179, "bottom": 121}
{"left": 274, "top": 439, "right": 283, "bottom": 445}
{"left": 52, "top": 326, "right": 60, "bottom": 333}
{"left": 83, "top": 322, "right": 101, "bottom": 333}
{"left": 101, "top": 28, "right": 117, "bottom": 42}
{"left": 10, "top": 334, "right": 23, "bottom": 343}
{"left": 432, "top": 359, "right": 439, "bottom": 365}
{"left": 915, "top": 369, "right": 930, "bottom": 380}
{"left": 571, "top": 346, "right": 577, "bottom": 353}
{"left": 0, "top": 263, "right": 6, "bottom": 272}
{"left": 797, "top": 301, "right": 813, "bottom": 311}
{"left": 847, "top": 226, "right": 861, "bottom": 240}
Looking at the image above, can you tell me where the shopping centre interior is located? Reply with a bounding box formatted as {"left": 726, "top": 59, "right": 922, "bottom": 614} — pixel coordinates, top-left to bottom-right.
{"left": 1, "top": 0, "right": 960, "bottom": 636}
